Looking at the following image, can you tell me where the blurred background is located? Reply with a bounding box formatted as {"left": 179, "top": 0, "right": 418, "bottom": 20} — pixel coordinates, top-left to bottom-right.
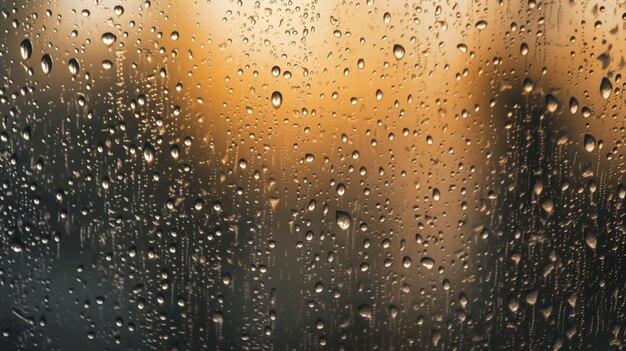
{"left": 0, "top": 0, "right": 625, "bottom": 350}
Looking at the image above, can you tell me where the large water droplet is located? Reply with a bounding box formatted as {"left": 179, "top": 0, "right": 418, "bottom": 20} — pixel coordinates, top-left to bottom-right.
{"left": 20, "top": 39, "right": 32, "bottom": 60}
{"left": 357, "top": 304, "right": 372, "bottom": 320}
{"left": 520, "top": 42, "right": 529, "bottom": 56}
{"left": 68, "top": 58, "right": 79, "bottom": 75}
{"left": 545, "top": 94, "right": 559, "bottom": 113}
{"left": 170, "top": 145, "right": 180, "bottom": 160}
{"left": 143, "top": 142, "right": 156, "bottom": 164}
{"left": 271, "top": 91, "right": 282, "bottom": 108}
{"left": 336, "top": 211, "right": 352, "bottom": 230}
{"left": 393, "top": 44, "right": 405, "bottom": 60}
{"left": 432, "top": 188, "right": 441, "bottom": 201}
{"left": 420, "top": 257, "right": 435, "bottom": 269}
{"left": 114, "top": 5, "right": 124, "bottom": 16}
{"left": 383, "top": 12, "right": 391, "bottom": 24}
{"left": 600, "top": 77, "right": 612, "bottom": 100}
{"left": 584, "top": 134, "right": 596, "bottom": 152}
{"left": 102, "top": 60, "right": 113, "bottom": 70}
{"left": 271, "top": 65, "right": 281, "bottom": 77}
{"left": 585, "top": 229, "right": 597, "bottom": 250}
{"left": 526, "top": 289, "right": 539, "bottom": 305}
{"left": 522, "top": 77, "right": 534, "bottom": 93}
{"left": 102, "top": 32, "right": 117, "bottom": 46}
{"left": 41, "top": 54, "right": 52, "bottom": 74}
{"left": 569, "top": 97, "right": 579, "bottom": 114}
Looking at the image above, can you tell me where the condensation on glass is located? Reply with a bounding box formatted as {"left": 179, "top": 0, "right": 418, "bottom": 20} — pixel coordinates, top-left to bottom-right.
{"left": 0, "top": 1, "right": 625, "bottom": 350}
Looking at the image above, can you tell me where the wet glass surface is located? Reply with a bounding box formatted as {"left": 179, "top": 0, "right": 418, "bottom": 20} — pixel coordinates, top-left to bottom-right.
{"left": 0, "top": 1, "right": 625, "bottom": 350}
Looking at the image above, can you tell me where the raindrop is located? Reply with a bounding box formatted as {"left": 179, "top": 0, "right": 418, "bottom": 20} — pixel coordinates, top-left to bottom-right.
{"left": 20, "top": 39, "right": 32, "bottom": 60}
{"left": 569, "top": 97, "right": 579, "bottom": 114}
{"left": 375, "top": 89, "right": 383, "bottom": 101}
{"left": 545, "top": 94, "right": 559, "bottom": 113}
{"left": 383, "top": 12, "right": 391, "bottom": 23}
{"left": 520, "top": 43, "right": 529, "bottom": 56}
{"left": 171, "top": 145, "right": 180, "bottom": 160}
{"left": 522, "top": 77, "right": 534, "bottom": 93}
{"left": 420, "top": 257, "right": 435, "bottom": 269}
{"left": 508, "top": 296, "right": 520, "bottom": 312}
{"left": 525, "top": 289, "right": 538, "bottom": 305}
{"left": 102, "top": 60, "right": 113, "bottom": 70}
{"left": 600, "top": 77, "right": 612, "bottom": 100}
{"left": 541, "top": 199, "right": 554, "bottom": 216}
{"left": 584, "top": 134, "right": 596, "bottom": 152}
{"left": 585, "top": 230, "right": 597, "bottom": 250}
{"left": 475, "top": 20, "right": 488, "bottom": 30}
{"left": 336, "top": 211, "right": 352, "bottom": 230}
{"left": 68, "top": 58, "right": 79, "bottom": 75}
{"left": 102, "top": 32, "right": 117, "bottom": 46}
{"left": 432, "top": 188, "right": 441, "bottom": 201}
{"left": 41, "top": 54, "right": 52, "bottom": 74}
{"left": 618, "top": 184, "right": 626, "bottom": 200}
{"left": 393, "top": 44, "right": 405, "bottom": 60}
{"left": 143, "top": 143, "right": 156, "bottom": 164}
{"left": 271, "top": 91, "right": 282, "bottom": 108}
{"left": 357, "top": 304, "right": 372, "bottom": 320}
{"left": 388, "top": 305, "right": 398, "bottom": 319}
{"left": 336, "top": 183, "right": 346, "bottom": 196}
{"left": 271, "top": 65, "right": 281, "bottom": 77}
